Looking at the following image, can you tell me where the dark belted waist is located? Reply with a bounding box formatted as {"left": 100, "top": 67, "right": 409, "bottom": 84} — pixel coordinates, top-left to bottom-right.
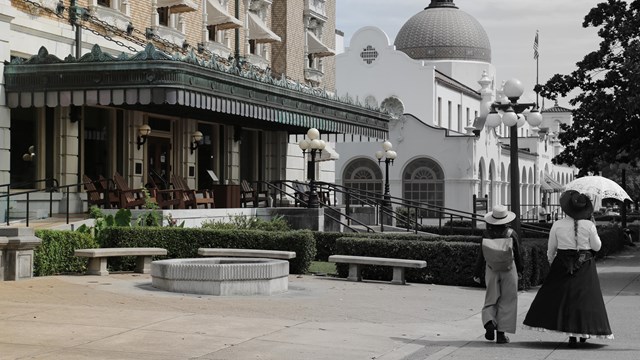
{"left": 556, "top": 249, "right": 594, "bottom": 274}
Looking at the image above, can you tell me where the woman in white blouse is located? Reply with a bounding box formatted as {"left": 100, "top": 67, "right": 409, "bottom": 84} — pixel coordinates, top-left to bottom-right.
{"left": 523, "top": 190, "right": 613, "bottom": 348}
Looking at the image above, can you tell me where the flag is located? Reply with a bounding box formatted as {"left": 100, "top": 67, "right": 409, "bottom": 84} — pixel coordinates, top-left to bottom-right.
{"left": 533, "top": 30, "right": 539, "bottom": 60}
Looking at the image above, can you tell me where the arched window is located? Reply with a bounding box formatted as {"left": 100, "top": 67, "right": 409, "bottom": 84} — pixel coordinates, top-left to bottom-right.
{"left": 402, "top": 158, "right": 445, "bottom": 218}
{"left": 342, "top": 158, "right": 383, "bottom": 205}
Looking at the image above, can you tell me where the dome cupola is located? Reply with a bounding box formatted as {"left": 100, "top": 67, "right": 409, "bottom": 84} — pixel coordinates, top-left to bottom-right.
{"left": 394, "top": 0, "right": 491, "bottom": 62}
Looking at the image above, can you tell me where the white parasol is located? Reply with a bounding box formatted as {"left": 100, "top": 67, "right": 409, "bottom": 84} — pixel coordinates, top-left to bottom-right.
{"left": 563, "top": 176, "right": 631, "bottom": 208}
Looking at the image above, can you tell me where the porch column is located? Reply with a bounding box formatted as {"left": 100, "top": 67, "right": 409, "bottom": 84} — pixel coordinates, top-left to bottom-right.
{"left": 129, "top": 111, "right": 146, "bottom": 187}
{"left": 227, "top": 126, "right": 240, "bottom": 184}
{"left": 58, "top": 107, "right": 84, "bottom": 212}
{"left": 0, "top": 5, "right": 12, "bottom": 187}
{"left": 59, "top": 107, "right": 80, "bottom": 187}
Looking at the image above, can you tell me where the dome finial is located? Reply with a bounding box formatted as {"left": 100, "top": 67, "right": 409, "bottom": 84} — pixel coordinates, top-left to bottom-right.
{"left": 426, "top": 0, "right": 458, "bottom": 9}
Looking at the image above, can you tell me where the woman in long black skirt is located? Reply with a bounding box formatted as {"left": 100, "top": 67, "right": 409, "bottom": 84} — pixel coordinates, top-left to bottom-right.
{"left": 523, "top": 190, "right": 613, "bottom": 347}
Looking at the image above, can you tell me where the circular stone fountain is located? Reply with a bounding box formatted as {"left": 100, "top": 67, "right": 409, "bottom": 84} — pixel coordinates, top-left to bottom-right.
{"left": 151, "top": 258, "right": 289, "bottom": 296}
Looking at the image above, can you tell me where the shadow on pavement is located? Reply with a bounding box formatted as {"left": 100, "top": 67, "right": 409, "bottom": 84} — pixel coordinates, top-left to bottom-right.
{"left": 389, "top": 337, "right": 616, "bottom": 350}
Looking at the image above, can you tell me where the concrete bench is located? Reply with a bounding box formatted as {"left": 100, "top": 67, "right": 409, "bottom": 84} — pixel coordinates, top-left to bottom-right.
{"left": 74, "top": 247, "right": 168, "bottom": 276}
{"left": 197, "top": 248, "right": 296, "bottom": 260}
{"left": 328, "top": 255, "right": 427, "bottom": 285}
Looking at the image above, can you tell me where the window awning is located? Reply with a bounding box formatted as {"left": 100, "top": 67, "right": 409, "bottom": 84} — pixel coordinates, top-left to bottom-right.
{"left": 307, "top": 31, "right": 335, "bottom": 58}
{"left": 206, "top": 0, "right": 242, "bottom": 30}
{"left": 318, "top": 142, "right": 340, "bottom": 162}
{"left": 157, "top": 0, "right": 199, "bottom": 13}
{"left": 247, "top": 12, "right": 281, "bottom": 43}
{"left": 542, "top": 174, "right": 564, "bottom": 193}
{"left": 4, "top": 45, "right": 389, "bottom": 139}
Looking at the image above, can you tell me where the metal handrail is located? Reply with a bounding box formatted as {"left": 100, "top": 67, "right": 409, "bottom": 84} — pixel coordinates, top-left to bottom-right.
{"left": 263, "top": 180, "right": 375, "bottom": 233}
{"left": 0, "top": 178, "right": 59, "bottom": 227}
{"left": 316, "top": 181, "right": 551, "bottom": 237}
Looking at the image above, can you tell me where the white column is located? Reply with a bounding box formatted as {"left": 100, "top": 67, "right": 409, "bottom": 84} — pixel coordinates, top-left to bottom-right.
{"left": 0, "top": 3, "right": 13, "bottom": 187}
{"left": 58, "top": 107, "right": 80, "bottom": 187}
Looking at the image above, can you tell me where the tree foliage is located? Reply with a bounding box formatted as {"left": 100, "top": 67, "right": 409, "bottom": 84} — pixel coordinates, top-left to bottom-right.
{"left": 536, "top": 0, "right": 640, "bottom": 175}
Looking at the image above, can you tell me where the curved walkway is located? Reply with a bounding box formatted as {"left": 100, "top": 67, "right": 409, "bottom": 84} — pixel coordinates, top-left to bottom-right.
{"left": 0, "top": 247, "right": 638, "bottom": 359}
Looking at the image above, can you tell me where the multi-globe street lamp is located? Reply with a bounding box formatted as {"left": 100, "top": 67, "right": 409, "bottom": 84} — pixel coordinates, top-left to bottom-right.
{"left": 375, "top": 141, "right": 397, "bottom": 227}
{"left": 484, "top": 78, "right": 543, "bottom": 236}
{"left": 375, "top": 141, "right": 397, "bottom": 207}
{"left": 298, "top": 128, "right": 326, "bottom": 208}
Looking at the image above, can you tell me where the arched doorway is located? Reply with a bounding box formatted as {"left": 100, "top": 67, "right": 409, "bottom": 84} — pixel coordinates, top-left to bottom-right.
{"left": 402, "top": 158, "right": 445, "bottom": 218}
{"left": 342, "top": 158, "right": 383, "bottom": 205}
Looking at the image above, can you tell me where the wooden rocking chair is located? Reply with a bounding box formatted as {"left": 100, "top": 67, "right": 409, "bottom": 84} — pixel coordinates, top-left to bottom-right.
{"left": 171, "top": 174, "right": 215, "bottom": 209}
{"left": 112, "top": 172, "right": 148, "bottom": 209}
{"left": 147, "top": 174, "right": 184, "bottom": 209}
{"left": 83, "top": 174, "right": 108, "bottom": 208}
{"left": 240, "top": 180, "right": 269, "bottom": 207}
{"left": 97, "top": 175, "right": 120, "bottom": 208}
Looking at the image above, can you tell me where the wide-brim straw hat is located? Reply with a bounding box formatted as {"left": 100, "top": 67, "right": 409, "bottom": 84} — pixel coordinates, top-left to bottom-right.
{"left": 560, "top": 190, "right": 594, "bottom": 220}
{"left": 484, "top": 205, "right": 516, "bottom": 225}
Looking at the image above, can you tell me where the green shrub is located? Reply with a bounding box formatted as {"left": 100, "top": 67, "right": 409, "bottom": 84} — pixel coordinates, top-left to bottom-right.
{"left": 444, "top": 220, "right": 474, "bottom": 228}
{"left": 101, "top": 227, "right": 314, "bottom": 274}
{"left": 312, "top": 231, "right": 481, "bottom": 262}
{"left": 332, "top": 236, "right": 549, "bottom": 290}
{"left": 34, "top": 230, "right": 99, "bottom": 276}
{"left": 334, "top": 238, "right": 480, "bottom": 286}
{"left": 201, "top": 214, "right": 290, "bottom": 231}
{"left": 417, "top": 225, "right": 485, "bottom": 236}
{"left": 596, "top": 224, "right": 626, "bottom": 258}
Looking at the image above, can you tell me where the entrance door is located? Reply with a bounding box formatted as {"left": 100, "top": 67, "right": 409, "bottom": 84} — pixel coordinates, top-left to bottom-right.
{"left": 147, "top": 136, "right": 172, "bottom": 188}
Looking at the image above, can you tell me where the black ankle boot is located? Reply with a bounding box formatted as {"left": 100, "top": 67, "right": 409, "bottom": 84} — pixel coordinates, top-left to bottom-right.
{"left": 496, "top": 331, "right": 510, "bottom": 344}
{"left": 484, "top": 321, "right": 495, "bottom": 341}
{"left": 568, "top": 336, "right": 577, "bottom": 348}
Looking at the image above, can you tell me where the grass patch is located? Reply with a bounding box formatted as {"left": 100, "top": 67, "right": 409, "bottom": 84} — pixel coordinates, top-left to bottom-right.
{"left": 307, "top": 261, "right": 336, "bottom": 276}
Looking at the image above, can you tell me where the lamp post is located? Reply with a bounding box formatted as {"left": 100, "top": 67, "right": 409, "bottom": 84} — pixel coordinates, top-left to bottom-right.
{"left": 375, "top": 141, "right": 397, "bottom": 224}
{"left": 611, "top": 155, "right": 630, "bottom": 228}
{"left": 298, "top": 128, "right": 325, "bottom": 208}
{"left": 484, "top": 78, "right": 543, "bottom": 236}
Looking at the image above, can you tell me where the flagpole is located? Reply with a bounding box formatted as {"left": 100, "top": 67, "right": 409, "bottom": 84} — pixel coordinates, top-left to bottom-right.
{"left": 534, "top": 30, "right": 539, "bottom": 108}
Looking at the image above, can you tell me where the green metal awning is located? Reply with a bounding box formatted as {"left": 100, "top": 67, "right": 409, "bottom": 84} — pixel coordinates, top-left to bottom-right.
{"left": 541, "top": 174, "right": 564, "bottom": 193}
{"left": 4, "top": 44, "right": 389, "bottom": 138}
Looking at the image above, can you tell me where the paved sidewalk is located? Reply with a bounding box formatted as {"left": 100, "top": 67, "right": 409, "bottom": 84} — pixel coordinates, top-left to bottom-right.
{"left": 0, "top": 247, "right": 638, "bottom": 360}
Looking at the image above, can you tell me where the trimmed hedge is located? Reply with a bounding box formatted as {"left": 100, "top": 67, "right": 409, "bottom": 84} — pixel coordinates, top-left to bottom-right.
{"left": 34, "top": 230, "right": 99, "bottom": 276}
{"left": 596, "top": 225, "right": 626, "bottom": 258}
{"left": 102, "top": 227, "right": 316, "bottom": 274}
{"left": 332, "top": 236, "right": 549, "bottom": 290}
{"left": 313, "top": 231, "right": 482, "bottom": 261}
{"left": 415, "top": 225, "right": 485, "bottom": 236}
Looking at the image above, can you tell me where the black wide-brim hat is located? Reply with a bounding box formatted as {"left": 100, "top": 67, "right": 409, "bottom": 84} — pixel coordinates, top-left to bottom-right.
{"left": 560, "top": 190, "right": 594, "bottom": 220}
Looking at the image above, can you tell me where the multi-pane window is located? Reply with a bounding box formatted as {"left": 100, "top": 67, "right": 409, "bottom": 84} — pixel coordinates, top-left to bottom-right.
{"left": 98, "top": 0, "right": 110, "bottom": 6}
{"left": 343, "top": 159, "right": 383, "bottom": 205}
{"left": 402, "top": 158, "right": 445, "bottom": 218}
{"left": 158, "top": 7, "right": 169, "bottom": 26}
{"left": 207, "top": 25, "right": 218, "bottom": 42}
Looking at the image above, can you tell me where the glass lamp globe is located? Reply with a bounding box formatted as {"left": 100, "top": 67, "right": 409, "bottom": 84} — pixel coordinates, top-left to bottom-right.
{"left": 485, "top": 110, "right": 502, "bottom": 128}
{"left": 503, "top": 78, "right": 524, "bottom": 100}
{"left": 307, "top": 128, "right": 320, "bottom": 140}
{"left": 526, "top": 108, "right": 543, "bottom": 127}
{"left": 298, "top": 139, "right": 310, "bottom": 150}
{"left": 502, "top": 107, "right": 518, "bottom": 127}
